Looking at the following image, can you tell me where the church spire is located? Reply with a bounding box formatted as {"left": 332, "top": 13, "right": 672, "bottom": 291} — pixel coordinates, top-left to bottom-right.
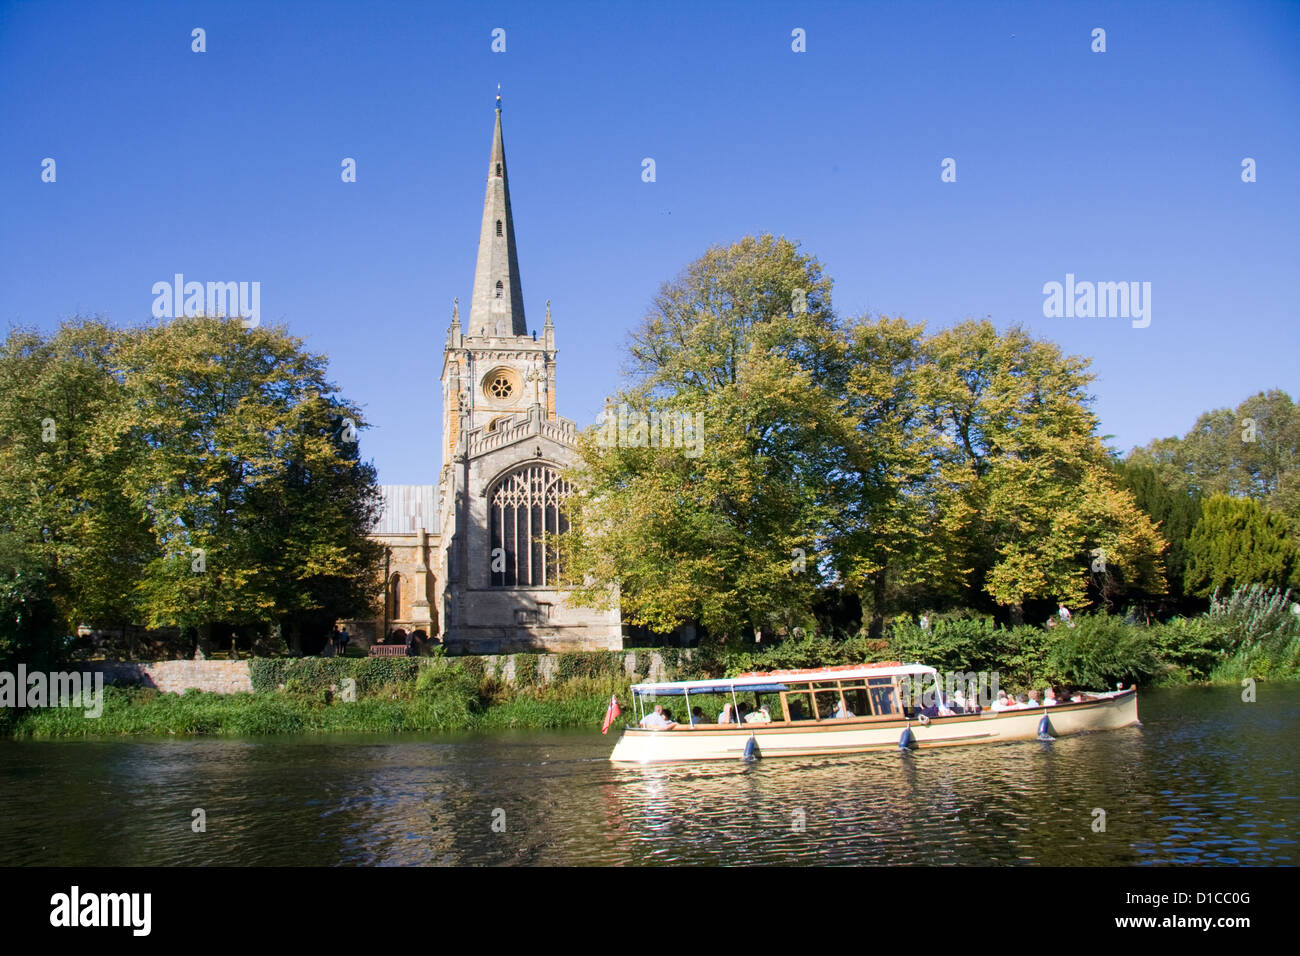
{"left": 467, "top": 93, "right": 527, "bottom": 337}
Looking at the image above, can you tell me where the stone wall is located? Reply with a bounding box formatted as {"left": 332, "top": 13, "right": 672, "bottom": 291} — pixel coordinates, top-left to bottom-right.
{"left": 90, "top": 661, "right": 252, "bottom": 695}
{"left": 89, "top": 651, "right": 686, "bottom": 694}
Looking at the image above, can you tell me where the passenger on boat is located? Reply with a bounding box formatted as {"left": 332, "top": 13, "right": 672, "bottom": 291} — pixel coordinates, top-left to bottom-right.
{"left": 990, "top": 690, "right": 1011, "bottom": 712}
{"left": 1014, "top": 693, "right": 1030, "bottom": 709}
{"left": 690, "top": 706, "right": 708, "bottom": 726}
{"left": 745, "top": 704, "right": 772, "bottom": 724}
{"left": 738, "top": 702, "right": 753, "bottom": 722}
{"left": 639, "top": 704, "right": 677, "bottom": 729}
{"left": 1026, "top": 690, "right": 1040, "bottom": 707}
{"left": 830, "top": 699, "right": 854, "bottom": 718}
{"left": 1043, "top": 688, "right": 1058, "bottom": 706}
{"left": 717, "top": 703, "right": 735, "bottom": 724}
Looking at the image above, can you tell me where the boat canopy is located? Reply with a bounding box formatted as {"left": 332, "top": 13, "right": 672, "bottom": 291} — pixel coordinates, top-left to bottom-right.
{"left": 631, "top": 662, "right": 938, "bottom": 698}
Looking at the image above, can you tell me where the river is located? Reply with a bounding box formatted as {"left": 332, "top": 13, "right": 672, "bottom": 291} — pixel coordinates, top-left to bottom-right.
{"left": 0, "top": 685, "right": 1295, "bottom": 865}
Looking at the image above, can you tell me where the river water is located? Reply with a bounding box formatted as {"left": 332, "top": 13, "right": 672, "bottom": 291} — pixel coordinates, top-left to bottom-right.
{"left": 0, "top": 685, "right": 1295, "bottom": 866}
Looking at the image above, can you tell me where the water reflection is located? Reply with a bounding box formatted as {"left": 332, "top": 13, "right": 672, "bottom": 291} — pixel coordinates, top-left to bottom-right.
{"left": 0, "top": 685, "right": 1295, "bottom": 866}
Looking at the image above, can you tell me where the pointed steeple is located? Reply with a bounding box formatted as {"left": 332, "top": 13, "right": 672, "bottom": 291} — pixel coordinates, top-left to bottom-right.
{"left": 467, "top": 92, "right": 527, "bottom": 337}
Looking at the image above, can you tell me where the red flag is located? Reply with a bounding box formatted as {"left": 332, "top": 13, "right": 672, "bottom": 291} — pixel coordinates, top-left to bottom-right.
{"left": 601, "top": 694, "right": 621, "bottom": 735}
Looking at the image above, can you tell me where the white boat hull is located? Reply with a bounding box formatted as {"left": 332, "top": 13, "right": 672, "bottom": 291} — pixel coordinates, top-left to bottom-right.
{"left": 609, "top": 690, "right": 1139, "bottom": 763}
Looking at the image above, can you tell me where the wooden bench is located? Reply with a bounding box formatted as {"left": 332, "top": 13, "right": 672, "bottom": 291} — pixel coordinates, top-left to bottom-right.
{"left": 368, "top": 644, "right": 412, "bottom": 658}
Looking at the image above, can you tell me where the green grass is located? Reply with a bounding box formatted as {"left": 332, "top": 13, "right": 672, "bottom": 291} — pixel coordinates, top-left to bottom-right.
{"left": 7, "top": 674, "right": 632, "bottom": 739}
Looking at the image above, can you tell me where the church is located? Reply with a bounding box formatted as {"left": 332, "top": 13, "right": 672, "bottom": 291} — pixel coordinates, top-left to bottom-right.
{"left": 344, "top": 98, "right": 625, "bottom": 654}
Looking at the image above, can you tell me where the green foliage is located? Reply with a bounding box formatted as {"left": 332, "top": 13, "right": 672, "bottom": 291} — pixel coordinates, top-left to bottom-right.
{"left": 1129, "top": 389, "right": 1300, "bottom": 523}
{"left": 1207, "top": 584, "right": 1300, "bottom": 678}
{"left": 632, "top": 650, "right": 652, "bottom": 679}
{"left": 0, "top": 317, "right": 383, "bottom": 647}
{"left": 0, "top": 534, "right": 66, "bottom": 671}
{"left": 513, "top": 653, "right": 541, "bottom": 687}
{"left": 1114, "top": 461, "right": 1202, "bottom": 602}
{"left": 562, "top": 239, "right": 1167, "bottom": 636}
{"left": 555, "top": 651, "right": 624, "bottom": 681}
{"left": 1045, "top": 614, "right": 1161, "bottom": 689}
{"left": 1185, "top": 496, "right": 1299, "bottom": 597}
{"left": 457, "top": 655, "right": 486, "bottom": 681}
{"left": 1148, "top": 616, "right": 1226, "bottom": 683}
{"left": 248, "top": 658, "right": 289, "bottom": 693}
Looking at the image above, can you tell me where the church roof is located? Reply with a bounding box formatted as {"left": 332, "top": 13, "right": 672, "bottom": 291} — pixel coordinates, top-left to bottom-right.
{"left": 374, "top": 484, "right": 439, "bottom": 535}
{"left": 467, "top": 93, "right": 527, "bottom": 337}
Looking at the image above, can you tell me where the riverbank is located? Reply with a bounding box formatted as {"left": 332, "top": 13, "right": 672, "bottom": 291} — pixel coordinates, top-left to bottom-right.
{"left": 5, "top": 596, "right": 1298, "bottom": 738}
{"left": 4, "top": 673, "right": 628, "bottom": 738}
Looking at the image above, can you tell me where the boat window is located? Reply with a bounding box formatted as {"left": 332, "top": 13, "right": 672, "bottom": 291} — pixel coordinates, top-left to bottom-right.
{"left": 868, "top": 681, "right": 900, "bottom": 716}
{"left": 813, "top": 690, "right": 842, "bottom": 719}
{"left": 782, "top": 691, "right": 814, "bottom": 721}
{"left": 840, "top": 684, "right": 869, "bottom": 717}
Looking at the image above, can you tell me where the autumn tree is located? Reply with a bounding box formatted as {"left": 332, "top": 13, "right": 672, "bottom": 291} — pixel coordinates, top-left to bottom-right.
{"left": 0, "top": 321, "right": 156, "bottom": 630}
{"left": 919, "top": 321, "right": 1165, "bottom": 619}
{"left": 562, "top": 235, "right": 840, "bottom": 640}
{"left": 109, "top": 316, "right": 383, "bottom": 651}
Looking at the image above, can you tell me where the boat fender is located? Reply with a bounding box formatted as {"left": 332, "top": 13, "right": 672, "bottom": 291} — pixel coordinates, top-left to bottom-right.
{"left": 918, "top": 713, "right": 931, "bottom": 727}
{"left": 899, "top": 726, "right": 915, "bottom": 750}
{"left": 743, "top": 735, "right": 758, "bottom": 761}
{"left": 1037, "top": 714, "right": 1055, "bottom": 741}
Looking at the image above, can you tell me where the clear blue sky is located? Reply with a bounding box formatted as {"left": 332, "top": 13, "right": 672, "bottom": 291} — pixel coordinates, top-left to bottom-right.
{"left": 2, "top": 0, "right": 1297, "bottom": 483}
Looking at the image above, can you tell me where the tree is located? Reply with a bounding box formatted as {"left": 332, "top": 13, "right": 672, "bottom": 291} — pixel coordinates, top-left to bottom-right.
{"left": 827, "top": 315, "right": 972, "bottom": 635}
{"left": 1184, "top": 494, "right": 1299, "bottom": 597}
{"left": 0, "top": 533, "right": 64, "bottom": 671}
{"left": 0, "top": 321, "right": 157, "bottom": 630}
{"left": 1113, "top": 460, "right": 1202, "bottom": 609}
{"left": 562, "top": 235, "right": 840, "bottom": 641}
{"left": 106, "top": 316, "right": 383, "bottom": 650}
{"left": 1130, "top": 389, "right": 1300, "bottom": 525}
{"left": 920, "top": 321, "right": 1165, "bottom": 618}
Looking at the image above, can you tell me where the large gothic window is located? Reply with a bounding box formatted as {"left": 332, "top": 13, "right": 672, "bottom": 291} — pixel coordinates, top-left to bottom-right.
{"left": 488, "top": 465, "right": 570, "bottom": 587}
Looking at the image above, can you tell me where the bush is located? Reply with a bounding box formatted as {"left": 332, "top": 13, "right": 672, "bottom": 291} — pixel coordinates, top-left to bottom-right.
{"left": 414, "top": 661, "right": 482, "bottom": 725}
{"left": 1149, "top": 616, "right": 1226, "bottom": 682}
{"left": 249, "top": 658, "right": 288, "bottom": 693}
{"left": 513, "top": 653, "right": 541, "bottom": 687}
{"left": 1207, "top": 585, "right": 1300, "bottom": 678}
{"left": 1046, "top": 614, "right": 1161, "bottom": 689}
{"left": 555, "top": 651, "right": 623, "bottom": 681}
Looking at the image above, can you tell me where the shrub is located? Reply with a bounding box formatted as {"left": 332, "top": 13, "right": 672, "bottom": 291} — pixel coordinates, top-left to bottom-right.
{"left": 249, "top": 658, "right": 288, "bottom": 693}
{"left": 513, "top": 653, "right": 541, "bottom": 687}
{"left": 555, "top": 651, "right": 623, "bottom": 681}
{"left": 1046, "top": 614, "right": 1161, "bottom": 689}
{"left": 1149, "top": 616, "right": 1227, "bottom": 682}
{"left": 632, "top": 650, "right": 652, "bottom": 680}
{"left": 458, "top": 655, "right": 487, "bottom": 681}
{"left": 1208, "top": 585, "right": 1300, "bottom": 677}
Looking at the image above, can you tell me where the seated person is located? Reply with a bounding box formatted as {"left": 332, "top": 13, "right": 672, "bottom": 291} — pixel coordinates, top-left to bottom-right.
{"left": 830, "top": 698, "right": 854, "bottom": 719}
{"left": 737, "top": 702, "right": 753, "bottom": 723}
{"left": 989, "top": 690, "right": 1011, "bottom": 712}
{"left": 788, "top": 700, "right": 805, "bottom": 721}
{"left": 639, "top": 704, "right": 677, "bottom": 729}
{"left": 744, "top": 703, "right": 772, "bottom": 724}
{"left": 1043, "top": 687, "right": 1059, "bottom": 706}
{"left": 689, "top": 706, "right": 708, "bottom": 726}
{"left": 1026, "top": 690, "right": 1041, "bottom": 707}
{"left": 717, "top": 703, "right": 735, "bottom": 724}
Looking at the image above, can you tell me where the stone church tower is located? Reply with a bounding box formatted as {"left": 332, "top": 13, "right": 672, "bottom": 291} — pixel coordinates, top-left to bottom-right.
{"left": 429, "top": 97, "right": 623, "bottom": 653}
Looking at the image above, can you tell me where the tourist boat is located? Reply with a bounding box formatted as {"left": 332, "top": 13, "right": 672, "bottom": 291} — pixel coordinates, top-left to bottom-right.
{"left": 608, "top": 662, "right": 1139, "bottom": 763}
